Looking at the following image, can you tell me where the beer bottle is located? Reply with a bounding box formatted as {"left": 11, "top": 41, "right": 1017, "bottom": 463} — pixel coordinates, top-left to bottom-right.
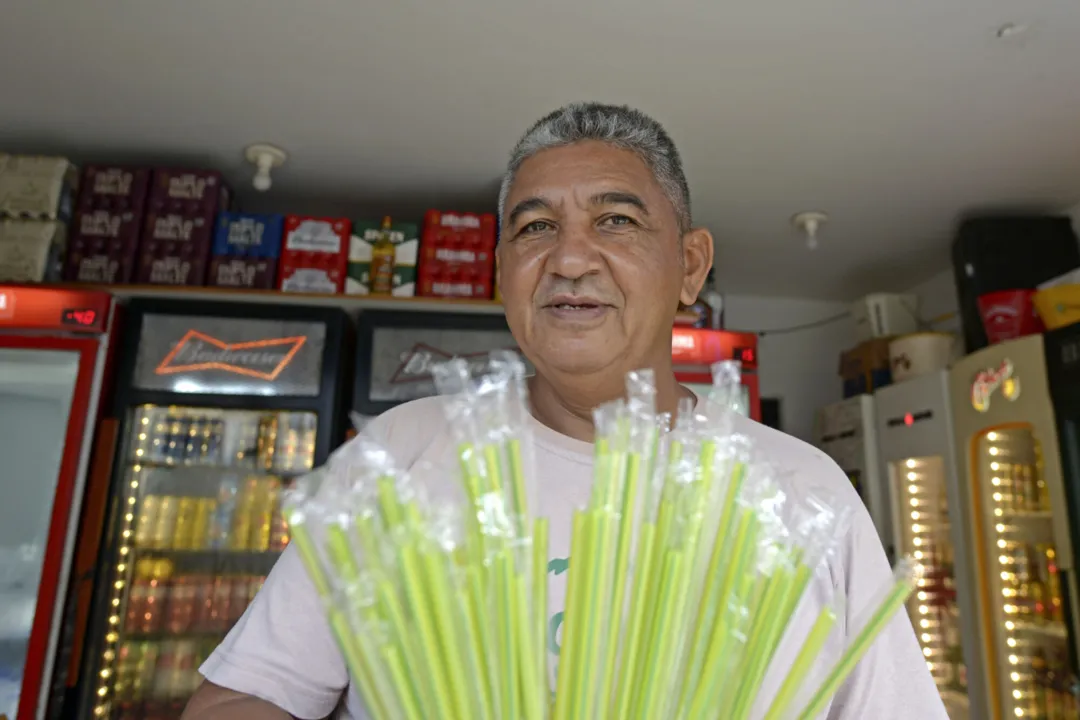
{"left": 371, "top": 215, "right": 395, "bottom": 296}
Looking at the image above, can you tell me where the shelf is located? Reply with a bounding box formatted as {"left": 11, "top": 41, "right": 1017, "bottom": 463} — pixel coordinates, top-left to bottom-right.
{"left": 133, "top": 548, "right": 284, "bottom": 573}
{"left": 119, "top": 630, "right": 226, "bottom": 643}
{"left": 49, "top": 282, "right": 507, "bottom": 316}
{"left": 129, "top": 459, "right": 309, "bottom": 477}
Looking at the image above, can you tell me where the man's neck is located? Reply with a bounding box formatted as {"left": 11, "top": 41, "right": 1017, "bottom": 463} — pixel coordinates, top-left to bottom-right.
{"left": 528, "top": 363, "right": 689, "bottom": 443}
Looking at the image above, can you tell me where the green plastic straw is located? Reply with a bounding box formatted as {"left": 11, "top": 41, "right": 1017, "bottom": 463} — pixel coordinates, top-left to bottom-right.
{"left": 532, "top": 518, "right": 550, "bottom": 706}
{"left": 731, "top": 564, "right": 796, "bottom": 719}
{"left": 494, "top": 551, "right": 519, "bottom": 720}
{"left": 514, "top": 569, "right": 543, "bottom": 720}
{"left": 552, "top": 511, "right": 588, "bottom": 720}
{"left": 637, "top": 550, "right": 686, "bottom": 717}
{"left": 507, "top": 437, "right": 530, "bottom": 532}
{"left": 382, "top": 645, "right": 423, "bottom": 720}
{"left": 762, "top": 602, "right": 839, "bottom": 720}
{"left": 598, "top": 451, "right": 640, "bottom": 709}
{"left": 376, "top": 476, "right": 403, "bottom": 528}
{"left": 375, "top": 578, "right": 430, "bottom": 718}
{"left": 422, "top": 550, "right": 477, "bottom": 719}
{"left": 797, "top": 575, "right": 916, "bottom": 719}
{"left": 611, "top": 523, "right": 656, "bottom": 718}
{"left": 465, "top": 565, "right": 500, "bottom": 716}
{"left": 399, "top": 544, "right": 456, "bottom": 718}
{"left": 328, "top": 609, "right": 389, "bottom": 719}
{"left": 574, "top": 510, "right": 616, "bottom": 719}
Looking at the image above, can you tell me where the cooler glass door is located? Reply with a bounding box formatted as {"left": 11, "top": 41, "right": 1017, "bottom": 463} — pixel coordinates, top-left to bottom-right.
{"left": 88, "top": 406, "right": 317, "bottom": 720}
{"left": 971, "top": 426, "right": 1077, "bottom": 719}
{"left": 889, "top": 456, "right": 970, "bottom": 715}
{"left": 0, "top": 347, "right": 80, "bottom": 717}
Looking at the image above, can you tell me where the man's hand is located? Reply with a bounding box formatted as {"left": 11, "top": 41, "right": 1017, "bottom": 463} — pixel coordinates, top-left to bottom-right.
{"left": 181, "top": 681, "right": 293, "bottom": 719}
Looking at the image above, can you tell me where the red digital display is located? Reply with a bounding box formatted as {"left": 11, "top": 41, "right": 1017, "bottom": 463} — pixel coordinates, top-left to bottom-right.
{"left": 736, "top": 346, "right": 756, "bottom": 366}
{"left": 62, "top": 308, "right": 99, "bottom": 328}
{"left": 904, "top": 413, "right": 914, "bottom": 427}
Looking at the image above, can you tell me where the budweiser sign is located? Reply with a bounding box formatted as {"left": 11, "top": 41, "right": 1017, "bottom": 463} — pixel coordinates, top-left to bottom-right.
{"left": 155, "top": 329, "right": 307, "bottom": 380}
{"left": 389, "top": 342, "right": 519, "bottom": 385}
{"left": 971, "top": 358, "right": 1021, "bottom": 413}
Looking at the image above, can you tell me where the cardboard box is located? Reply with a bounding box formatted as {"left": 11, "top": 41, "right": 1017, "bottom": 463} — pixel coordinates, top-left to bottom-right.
{"left": 0, "top": 219, "right": 67, "bottom": 283}
{"left": 136, "top": 210, "right": 215, "bottom": 286}
{"left": 346, "top": 218, "right": 419, "bottom": 296}
{"left": 0, "top": 155, "right": 77, "bottom": 220}
{"left": 208, "top": 213, "right": 284, "bottom": 289}
{"left": 279, "top": 216, "right": 350, "bottom": 294}
{"left": 839, "top": 338, "right": 893, "bottom": 398}
{"left": 78, "top": 166, "right": 150, "bottom": 211}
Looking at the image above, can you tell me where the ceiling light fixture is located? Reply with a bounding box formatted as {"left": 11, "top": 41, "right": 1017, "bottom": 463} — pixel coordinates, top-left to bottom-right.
{"left": 244, "top": 143, "right": 287, "bottom": 192}
{"left": 792, "top": 211, "right": 828, "bottom": 250}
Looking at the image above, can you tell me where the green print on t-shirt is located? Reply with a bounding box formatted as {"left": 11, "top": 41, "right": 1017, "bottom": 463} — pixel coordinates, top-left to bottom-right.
{"left": 547, "top": 557, "right": 569, "bottom": 655}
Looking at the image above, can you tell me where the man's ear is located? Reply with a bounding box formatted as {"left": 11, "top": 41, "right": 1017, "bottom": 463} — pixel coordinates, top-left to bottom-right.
{"left": 679, "top": 227, "right": 715, "bottom": 306}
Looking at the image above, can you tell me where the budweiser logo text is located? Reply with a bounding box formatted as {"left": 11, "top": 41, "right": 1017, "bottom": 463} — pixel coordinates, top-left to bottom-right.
{"left": 156, "top": 330, "right": 307, "bottom": 381}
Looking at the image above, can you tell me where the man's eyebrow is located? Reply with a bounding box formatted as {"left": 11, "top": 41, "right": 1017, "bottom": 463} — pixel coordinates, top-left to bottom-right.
{"left": 590, "top": 191, "right": 650, "bottom": 215}
{"left": 506, "top": 197, "right": 552, "bottom": 228}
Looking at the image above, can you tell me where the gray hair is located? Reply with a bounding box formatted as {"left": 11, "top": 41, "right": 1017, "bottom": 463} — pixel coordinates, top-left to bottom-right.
{"left": 498, "top": 103, "right": 692, "bottom": 234}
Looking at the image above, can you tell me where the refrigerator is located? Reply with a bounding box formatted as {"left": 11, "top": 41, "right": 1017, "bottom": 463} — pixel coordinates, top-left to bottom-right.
{"left": 814, "top": 395, "right": 885, "bottom": 550}
{"left": 0, "top": 285, "right": 118, "bottom": 720}
{"left": 77, "top": 299, "right": 350, "bottom": 720}
{"left": 951, "top": 334, "right": 1080, "bottom": 720}
{"left": 875, "top": 371, "right": 983, "bottom": 720}
{"left": 671, "top": 327, "right": 760, "bottom": 420}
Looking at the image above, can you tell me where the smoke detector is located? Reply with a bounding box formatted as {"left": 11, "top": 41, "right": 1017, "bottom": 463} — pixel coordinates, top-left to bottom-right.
{"left": 244, "top": 143, "right": 287, "bottom": 192}
{"left": 792, "top": 211, "right": 828, "bottom": 250}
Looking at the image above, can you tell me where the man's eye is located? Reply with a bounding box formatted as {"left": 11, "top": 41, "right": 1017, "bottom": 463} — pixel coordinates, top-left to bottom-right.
{"left": 601, "top": 215, "right": 635, "bottom": 226}
{"left": 521, "top": 220, "right": 552, "bottom": 234}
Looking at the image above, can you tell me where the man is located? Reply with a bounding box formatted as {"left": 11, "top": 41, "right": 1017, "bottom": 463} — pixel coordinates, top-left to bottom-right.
{"left": 184, "top": 103, "right": 946, "bottom": 718}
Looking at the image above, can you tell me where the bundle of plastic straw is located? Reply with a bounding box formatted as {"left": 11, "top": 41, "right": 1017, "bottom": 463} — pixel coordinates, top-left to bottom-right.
{"left": 285, "top": 354, "right": 919, "bottom": 720}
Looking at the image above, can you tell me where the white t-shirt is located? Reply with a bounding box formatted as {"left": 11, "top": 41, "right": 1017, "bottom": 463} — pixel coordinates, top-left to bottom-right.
{"left": 200, "top": 395, "right": 947, "bottom": 719}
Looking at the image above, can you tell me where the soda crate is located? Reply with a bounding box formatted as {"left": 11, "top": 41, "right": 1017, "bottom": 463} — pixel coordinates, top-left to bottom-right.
{"left": 136, "top": 210, "right": 215, "bottom": 286}
{"left": 346, "top": 218, "right": 419, "bottom": 297}
{"left": 208, "top": 213, "right": 285, "bottom": 289}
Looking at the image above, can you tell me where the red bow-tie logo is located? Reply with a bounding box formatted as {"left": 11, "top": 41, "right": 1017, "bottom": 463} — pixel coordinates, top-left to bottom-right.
{"left": 156, "top": 330, "right": 307, "bottom": 381}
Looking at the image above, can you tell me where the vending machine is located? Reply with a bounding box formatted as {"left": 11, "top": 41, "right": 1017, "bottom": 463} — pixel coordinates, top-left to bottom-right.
{"left": 0, "top": 285, "right": 118, "bottom": 720}
{"left": 814, "top": 395, "right": 885, "bottom": 545}
{"left": 77, "top": 299, "right": 350, "bottom": 720}
{"left": 671, "top": 327, "right": 760, "bottom": 420}
{"left": 875, "top": 371, "right": 984, "bottom": 720}
{"left": 951, "top": 334, "right": 1080, "bottom": 720}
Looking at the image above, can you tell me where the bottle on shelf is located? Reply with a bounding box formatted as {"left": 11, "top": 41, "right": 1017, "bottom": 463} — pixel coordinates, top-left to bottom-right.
{"left": 1028, "top": 545, "right": 1050, "bottom": 623}
{"left": 370, "top": 215, "right": 396, "bottom": 296}
{"left": 1043, "top": 545, "right": 1064, "bottom": 623}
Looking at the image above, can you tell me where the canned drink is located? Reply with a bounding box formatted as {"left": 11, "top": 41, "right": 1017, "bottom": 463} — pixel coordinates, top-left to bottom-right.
{"left": 163, "top": 415, "right": 184, "bottom": 464}
{"left": 152, "top": 496, "right": 180, "bottom": 550}
{"left": 228, "top": 478, "right": 260, "bottom": 550}
{"left": 171, "top": 496, "right": 199, "bottom": 549}
{"left": 190, "top": 497, "right": 216, "bottom": 550}
{"left": 230, "top": 575, "right": 253, "bottom": 624}
{"left": 183, "top": 416, "right": 204, "bottom": 464}
{"left": 256, "top": 415, "right": 279, "bottom": 469}
{"left": 201, "top": 418, "right": 223, "bottom": 464}
{"left": 151, "top": 640, "right": 177, "bottom": 699}
{"left": 275, "top": 414, "right": 301, "bottom": 472}
{"left": 149, "top": 414, "right": 170, "bottom": 463}
{"left": 300, "top": 414, "right": 317, "bottom": 470}
{"left": 210, "top": 477, "right": 240, "bottom": 550}
{"left": 232, "top": 414, "right": 259, "bottom": 467}
{"left": 164, "top": 576, "right": 197, "bottom": 634}
{"left": 134, "top": 495, "right": 163, "bottom": 548}
{"left": 248, "top": 575, "right": 267, "bottom": 605}
{"left": 139, "top": 560, "right": 173, "bottom": 633}
{"left": 248, "top": 478, "right": 280, "bottom": 551}
{"left": 268, "top": 504, "right": 290, "bottom": 552}
{"left": 189, "top": 575, "right": 216, "bottom": 632}
{"left": 207, "top": 575, "right": 234, "bottom": 632}
{"left": 172, "top": 640, "right": 197, "bottom": 696}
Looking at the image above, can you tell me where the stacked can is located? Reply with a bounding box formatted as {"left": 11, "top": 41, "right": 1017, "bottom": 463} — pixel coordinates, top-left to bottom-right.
{"left": 63, "top": 165, "right": 150, "bottom": 284}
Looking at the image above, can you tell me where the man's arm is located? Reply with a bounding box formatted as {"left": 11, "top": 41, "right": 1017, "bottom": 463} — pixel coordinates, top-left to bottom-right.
{"left": 181, "top": 681, "right": 292, "bottom": 720}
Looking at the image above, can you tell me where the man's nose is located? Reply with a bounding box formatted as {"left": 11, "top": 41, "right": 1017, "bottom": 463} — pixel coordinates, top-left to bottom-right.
{"left": 543, "top": 222, "right": 602, "bottom": 280}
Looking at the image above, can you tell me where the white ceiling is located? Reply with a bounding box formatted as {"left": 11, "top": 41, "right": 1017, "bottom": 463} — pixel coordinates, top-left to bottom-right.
{"left": 3, "top": 1, "right": 1080, "bottom": 300}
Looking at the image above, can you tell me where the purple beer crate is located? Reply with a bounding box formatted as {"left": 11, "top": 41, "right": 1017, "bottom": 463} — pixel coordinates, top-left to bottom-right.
{"left": 147, "top": 168, "right": 230, "bottom": 215}
{"left": 64, "top": 211, "right": 141, "bottom": 283}
{"left": 136, "top": 210, "right": 214, "bottom": 286}
{"left": 77, "top": 166, "right": 150, "bottom": 213}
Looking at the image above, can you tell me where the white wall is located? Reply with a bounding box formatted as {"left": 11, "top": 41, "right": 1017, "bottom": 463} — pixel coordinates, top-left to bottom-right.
{"left": 724, "top": 295, "right": 856, "bottom": 443}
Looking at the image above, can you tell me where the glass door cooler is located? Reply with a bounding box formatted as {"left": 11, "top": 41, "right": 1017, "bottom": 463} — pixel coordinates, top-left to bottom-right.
{"left": 0, "top": 286, "right": 117, "bottom": 720}
{"left": 671, "top": 327, "right": 759, "bottom": 420}
{"left": 875, "top": 370, "right": 983, "bottom": 720}
{"left": 77, "top": 299, "right": 350, "bottom": 720}
{"left": 814, "top": 395, "right": 886, "bottom": 549}
{"left": 950, "top": 334, "right": 1080, "bottom": 719}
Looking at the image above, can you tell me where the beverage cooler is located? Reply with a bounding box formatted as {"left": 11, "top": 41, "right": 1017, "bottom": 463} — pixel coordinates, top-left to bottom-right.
{"left": 77, "top": 299, "right": 350, "bottom": 720}
{"left": 814, "top": 395, "right": 885, "bottom": 547}
{"left": 0, "top": 286, "right": 117, "bottom": 720}
{"left": 671, "top": 327, "right": 759, "bottom": 420}
{"left": 875, "top": 371, "right": 983, "bottom": 720}
{"left": 950, "top": 334, "right": 1080, "bottom": 720}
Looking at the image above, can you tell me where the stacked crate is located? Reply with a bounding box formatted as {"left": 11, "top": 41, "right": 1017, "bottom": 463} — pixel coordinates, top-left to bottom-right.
{"left": 64, "top": 166, "right": 150, "bottom": 283}
{"left": 417, "top": 210, "right": 497, "bottom": 299}
{"left": 0, "top": 154, "right": 75, "bottom": 283}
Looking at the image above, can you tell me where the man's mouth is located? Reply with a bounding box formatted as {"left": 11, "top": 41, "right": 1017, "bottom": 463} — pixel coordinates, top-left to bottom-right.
{"left": 541, "top": 295, "right": 613, "bottom": 321}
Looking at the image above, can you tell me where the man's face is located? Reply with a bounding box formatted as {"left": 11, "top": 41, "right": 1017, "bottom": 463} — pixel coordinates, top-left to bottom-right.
{"left": 498, "top": 140, "right": 712, "bottom": 379}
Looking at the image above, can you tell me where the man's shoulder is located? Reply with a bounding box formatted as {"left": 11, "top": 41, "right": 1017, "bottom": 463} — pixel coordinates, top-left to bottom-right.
{"left": 349, "top": 395, "right": 451, "bottom": 469}
{"left": 730, "top": 413, "right": 860, "bottom": 509}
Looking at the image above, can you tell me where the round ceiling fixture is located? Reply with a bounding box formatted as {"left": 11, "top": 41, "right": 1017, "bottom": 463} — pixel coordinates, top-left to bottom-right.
{"left": 996, "top": 22, "right": 1027, "bottom": 39}
{"left": 244, "top": 143, "right": 287, "bottom": 192}
{"left": 792, "top": 211, "right": 828, "bottom": 250}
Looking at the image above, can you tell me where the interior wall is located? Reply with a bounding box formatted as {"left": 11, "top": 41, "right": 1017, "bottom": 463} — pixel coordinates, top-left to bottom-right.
{"left": 724, "top": 295, "right": 855, "bottom": 443}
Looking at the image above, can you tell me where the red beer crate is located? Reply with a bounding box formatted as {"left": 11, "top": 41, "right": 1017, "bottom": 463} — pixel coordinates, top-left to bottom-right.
{"left": 278, "top": 215, "right": 350, "bottom": 294}
{"left": 417, "top": 210, "right": 497, "bottom": 299}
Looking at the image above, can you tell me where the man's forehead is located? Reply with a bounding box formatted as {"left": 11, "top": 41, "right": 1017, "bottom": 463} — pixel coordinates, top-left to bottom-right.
{"left": 508, "top": 141, "right": 663, "bottom": 201}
